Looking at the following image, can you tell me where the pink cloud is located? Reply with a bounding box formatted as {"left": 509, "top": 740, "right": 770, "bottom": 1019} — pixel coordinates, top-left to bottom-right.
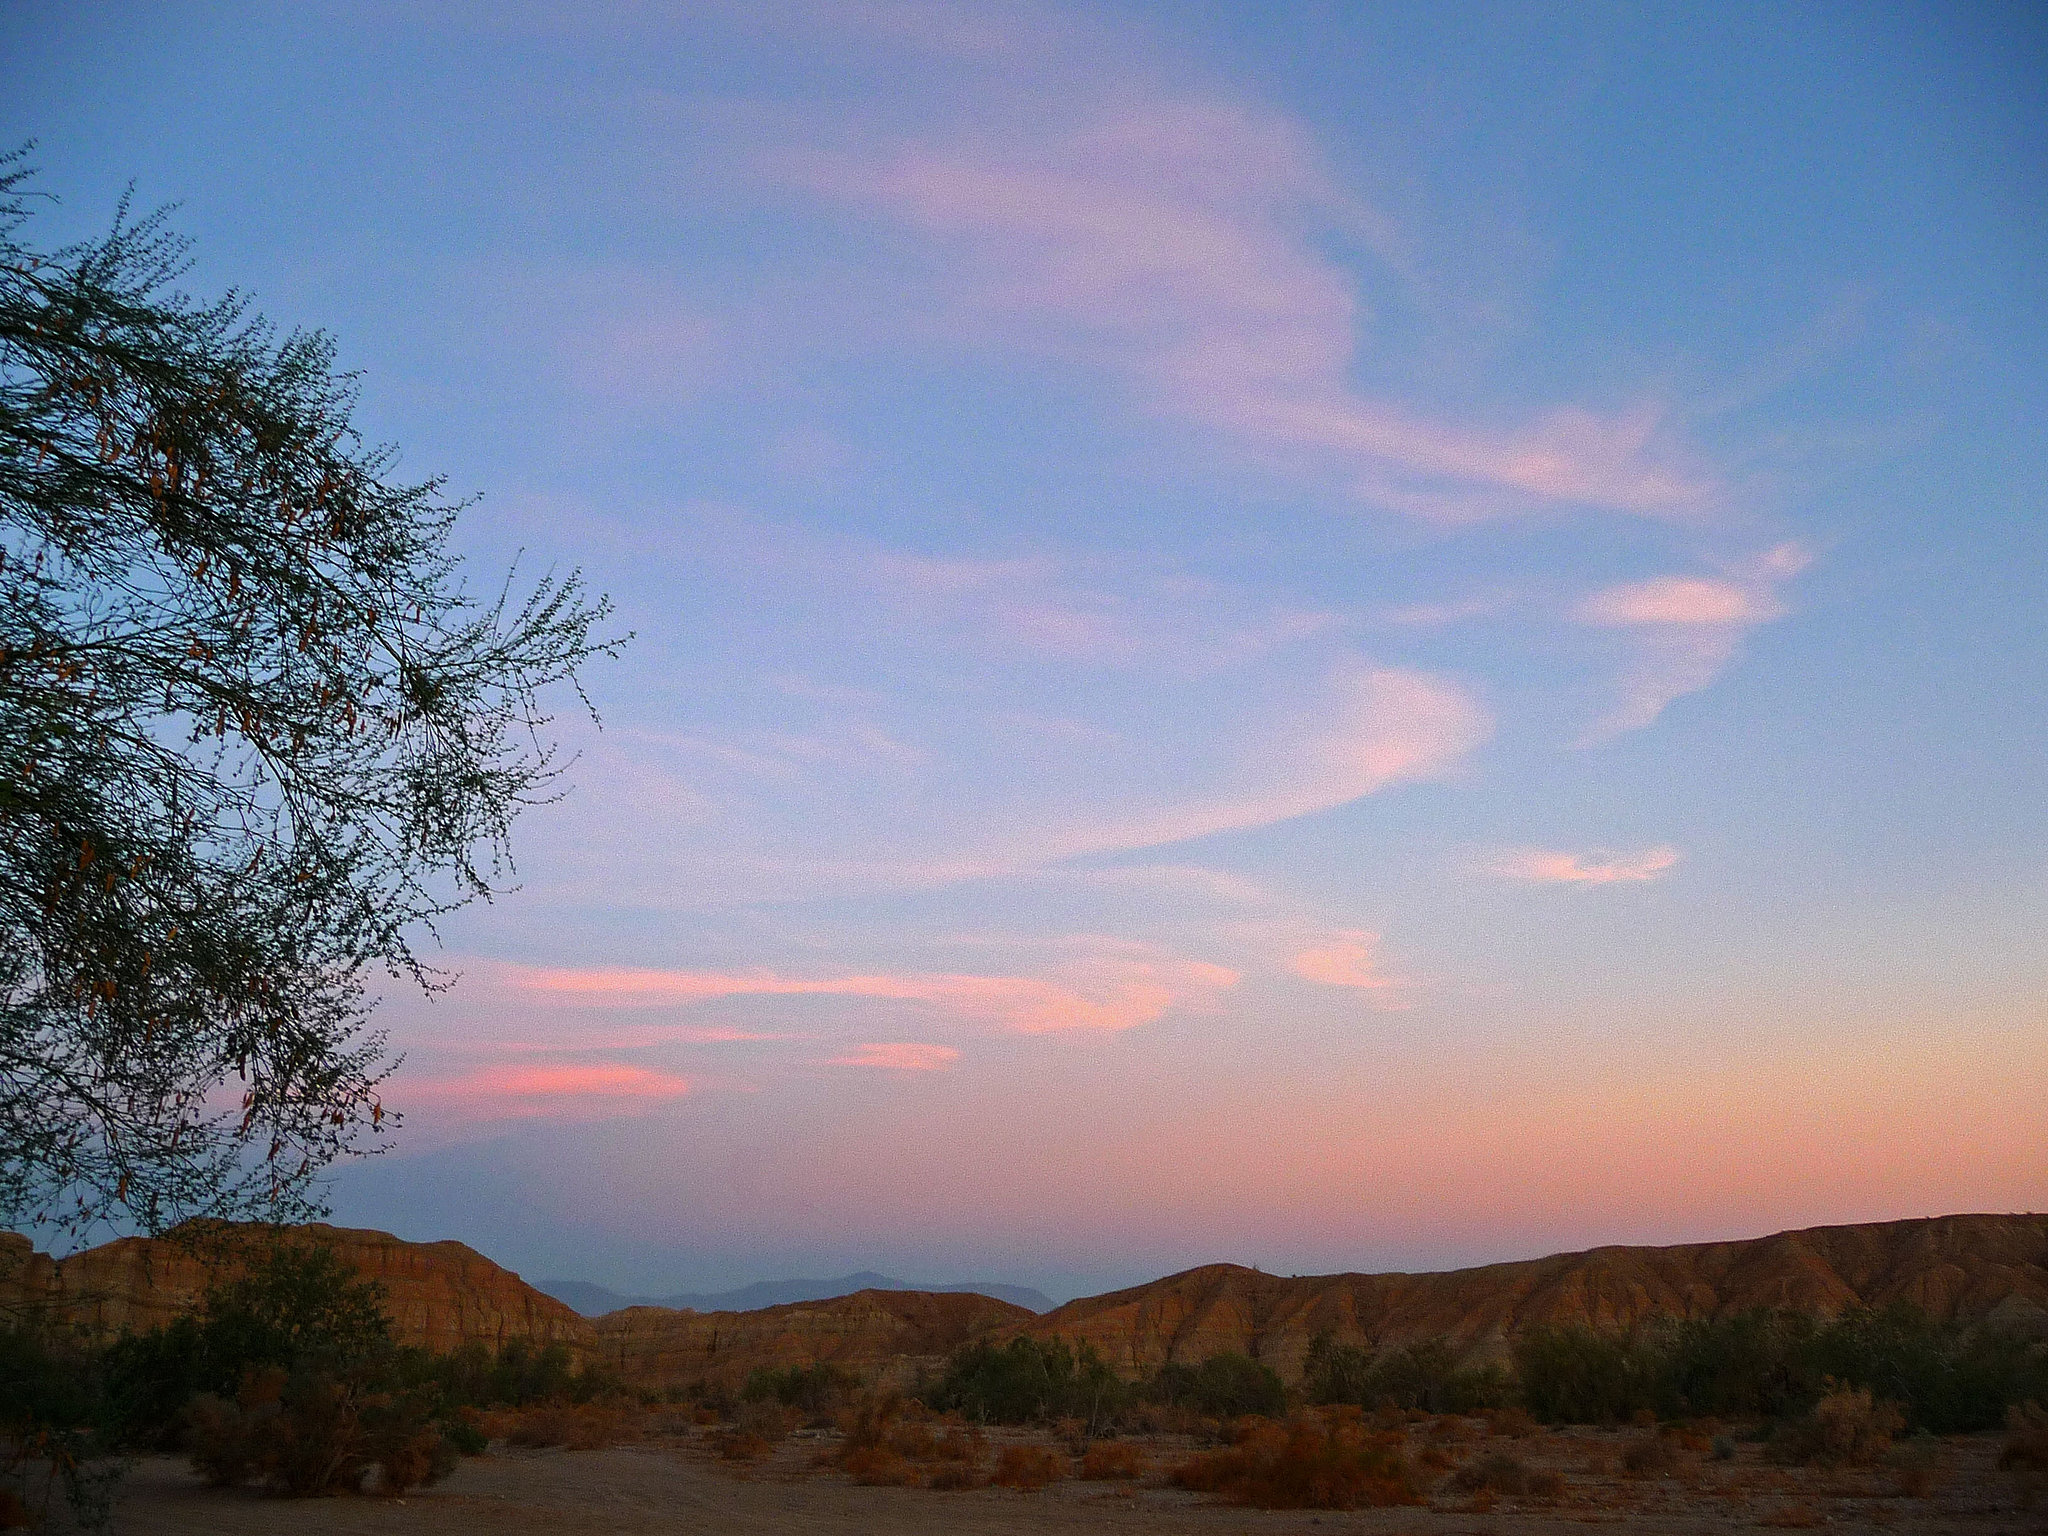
{"left": 1492, "top": 846, "right": 1682, "bottom": 884}
{"left": 1573, "top": 546, "right": 1812, "bottom": 739}
{"left": 402, "top": 1063, "right": 694, "bottom": 1122}
{"left": 828, "top": 1042, "right": 961, "bottom": 1071}
{"left": 1575, "top": 576, "right": 1776, "bottom": 627}
{"left": 1058, "top": 666, "right": 1487, "bottom": 856}
{"left": 496, "top": 953, "right": 1238, "bottom": 1034}
{"left": 781, "top": 95, "right": 1709, "bottom": 521}
{"left": 1291, "top": 930, "right": 1403, "bottom": 998}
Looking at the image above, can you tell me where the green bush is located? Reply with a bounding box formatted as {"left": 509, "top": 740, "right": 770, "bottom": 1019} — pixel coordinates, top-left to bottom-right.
{"left": 922, "top": 1337, "right": 1127, "bottom": 1426}
{"left": 741, "top": 1361, "right": 861, "bottom": 1414}
{"left": 1513, "top": 1305, "right": 2048, "bottom": 1431}
{"left": 1304, "top": 1335, "right": 1513, "bottom": 1415}
{"left": 1146, "top": 1352, "right": 1288, "bottom": 1419}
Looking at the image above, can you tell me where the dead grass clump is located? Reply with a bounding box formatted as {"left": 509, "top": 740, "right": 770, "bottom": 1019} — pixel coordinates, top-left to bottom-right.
{"left": 1170, "top": 1413, "right": 1421, "bottom": 1510}
{"left": 1415, "top": 1443, "right": 1456, "bottom": 1471}
{"left": 504, "top": 1401, "right": 631, "bottom": 1452}
{"left": 1770, "top": 1389, "right": 1904, "bottom": 1468}
{"left": 2000, "top": 1401, "right": 2048, "bottom": 1503}
{"left": 991, "top": 1443, "right": 1067, "bottom": 1490}
{"left": 1483, "top": 1406, "right": 1539, "bottom": 1439}
{"left": 1449, "top": 1458, "right": 1556, "bottom": 1507}
{"left": 928, "top": 1424, "right": 986, "bottom": 1463}
{"left": 1621, "top": 1433, "right": 1681, "bottom": 1477}
{"left": 1078, "top": 1440, "right": 1148, "bottom": 1480}
{"left": 841, "top": 1445, "right": 920, "bottom": 1485}
{"left": 1758, "top": 1499, "right": 1824, "bottom": 1528}
{"left": 1424, "top": 1414, "right": 1477, "bottom": 1443}
{"left": 713, "top": 1431, "right": 773, "bottom": 1462}
{"left": 835, "top": 1391, "right": 905, "bottom": 1452}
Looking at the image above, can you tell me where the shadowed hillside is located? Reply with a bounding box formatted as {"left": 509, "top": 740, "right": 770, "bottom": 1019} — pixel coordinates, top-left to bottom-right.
{"left": 1017, "top": 1214, "right": 2048, "bottom": 1380}
{"left": 588, "top": 1288, "right": 1036, "bottom": 1392}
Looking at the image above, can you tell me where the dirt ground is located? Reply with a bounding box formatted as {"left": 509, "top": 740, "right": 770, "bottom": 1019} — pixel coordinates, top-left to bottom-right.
{"left": 92, "top": 1425, "right": 2040, "bottom": 1536}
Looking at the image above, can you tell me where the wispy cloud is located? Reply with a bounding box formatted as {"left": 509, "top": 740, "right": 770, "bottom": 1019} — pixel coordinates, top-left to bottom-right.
{"left": 1041, "top": 665, "right": 1489, "bottom": 859}
{"left": 1290, "top": 929, "right": 1408, "bottom": 1006}
{"left": 493, "top": 951, "right": 1238, "bottom": 1034}
{"left": 776, "top": 88, "right": 1711, "bottom": 521}
{"left": 1574, "top": 543, "right": 1811, "bottom": 740}
{"left": 828, "top": 1041, "right": 961, "bottom": 1071}
{"left": 402, "top": 1063, "right": 695, "bottom": 1122}
{"left": 1491, "top": 846, "right": 1683, "bottom": 884}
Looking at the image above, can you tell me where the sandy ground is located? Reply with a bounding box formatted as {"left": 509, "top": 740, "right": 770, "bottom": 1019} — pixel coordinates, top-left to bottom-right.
{"left": 90, "top": 1427, "right": 2039, "bottom": 1536}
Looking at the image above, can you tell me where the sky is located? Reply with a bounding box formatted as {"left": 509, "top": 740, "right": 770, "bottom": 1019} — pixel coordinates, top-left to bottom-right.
{"left": 4, "top": 0, "right": 2043, "bottom": 1301}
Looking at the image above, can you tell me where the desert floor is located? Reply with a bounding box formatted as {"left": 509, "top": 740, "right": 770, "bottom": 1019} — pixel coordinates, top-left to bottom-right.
{"left": 94, "top": 1426, "right": 2038, "bottom": 1536}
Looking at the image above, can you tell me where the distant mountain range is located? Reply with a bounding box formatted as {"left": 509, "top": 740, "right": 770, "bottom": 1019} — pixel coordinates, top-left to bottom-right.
{"left": 535, "top": 1269, "right": 1054, "bottom": 1316}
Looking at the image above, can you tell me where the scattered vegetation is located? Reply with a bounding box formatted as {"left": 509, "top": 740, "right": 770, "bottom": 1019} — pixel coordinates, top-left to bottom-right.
{"left": 0, "top": 1237, "right": 632, "bottom": 1516}
{"left": 1304, "top": 1334, "right": 1512, "bottom": 1414}
{"left": 1515, "top": 1304, "right": 2048, "bottom": 1431}
{"left": 1144, "top": 1351, "right": 1286, "bottom": 1419}
{"left": 921, "top": 1337, "right": 1126, "bottom": 1428}
{"left": 741, "top": 1362, "right": 860, "bottom": 1419}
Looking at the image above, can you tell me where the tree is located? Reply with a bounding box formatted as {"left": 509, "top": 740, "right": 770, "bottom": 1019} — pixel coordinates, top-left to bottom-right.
{"left": 0, "top": 154, "right": 622, "bottom": 1237}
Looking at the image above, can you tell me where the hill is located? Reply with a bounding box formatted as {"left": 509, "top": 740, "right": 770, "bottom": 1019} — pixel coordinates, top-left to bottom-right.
{"left": 0, "top": 1221, "right": 589, "bottom": 1357}
{"left": 539, "top": 1270, "right": 1052, "bottom": 1316}
{"left": 1018, "top": 1213, "right": 2048, "bottom": 1380}
{"left": 5, "top": 1212, "right": 2042, "bottom": 1391}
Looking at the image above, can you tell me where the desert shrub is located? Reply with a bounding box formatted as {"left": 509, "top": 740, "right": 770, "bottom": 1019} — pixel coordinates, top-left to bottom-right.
{"left": 990, "top": 1442, "right": 1066, "bottom": 1490}
{"left": 184, "top": 1367, "right": 451, "bottom": 1497}
{"left": 836, "top": 1390, "right": 906, "bottom": 1452}
{"left": 439, "top": 1408, "right": 489, "bottom": 1456}
{"left": 923, "top": 1337, "right": 1126, "bottom": 1427}
{"left": 1769, "top": 1387, "right": 1904, "bottom": 1467}
{"left": 929, "top": 1424, "right": 987, "bottom": 1464}
{"left": 1078, "top": 1439, "right": 1148, "bottom": 1479}
{"left": 1144, "top": 1352, "right": 1286, "bottom": 1419}
{"left": 361, "top": 1394, "right": 459, "bottom": 1494}
{"left": 841, "top": 1444, "right": 919, "bottom": 1485}
{"left": 1620, "top": 1433, "right": 1680, "bottom": 1477}
{"left": 1170, "top": 1413, "right": 1420, "bottom": 1510}
{"left": 1304, "top": 1335, "right": 1512, "bottom": 1416}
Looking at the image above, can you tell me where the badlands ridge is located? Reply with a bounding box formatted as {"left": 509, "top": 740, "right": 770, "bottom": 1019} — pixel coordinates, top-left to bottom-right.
{"left": 4, "top": 1213, "right": 2043, "bottom": 1394}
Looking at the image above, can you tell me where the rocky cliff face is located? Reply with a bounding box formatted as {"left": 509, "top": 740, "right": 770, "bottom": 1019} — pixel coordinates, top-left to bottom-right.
{"left": 589, "top": 1288, "right": 1034, "bottom": 1392}
{"left": 1018, "top": 1214, "right": 2048, "bottom": 1381}
{"left": 0, "top": 1222, "right": 591, "bottom": 1357}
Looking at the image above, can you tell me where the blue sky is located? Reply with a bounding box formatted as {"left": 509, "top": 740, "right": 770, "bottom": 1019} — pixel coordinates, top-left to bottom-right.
{"left": 6, "top": 1, "right": 2043, "bottom": 1298}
